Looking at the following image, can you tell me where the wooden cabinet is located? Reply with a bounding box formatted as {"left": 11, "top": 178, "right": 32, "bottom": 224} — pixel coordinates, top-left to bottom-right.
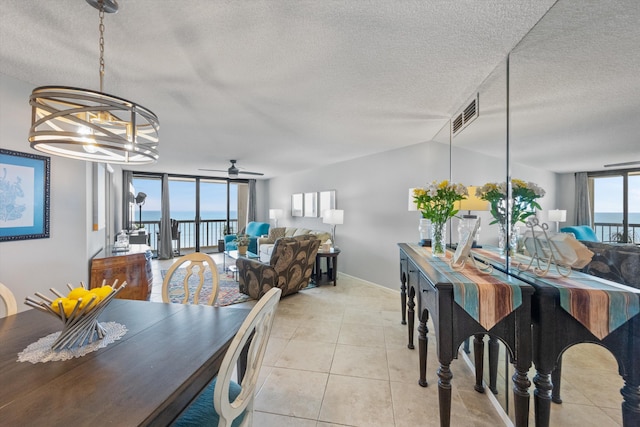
{"left": 90, "top": 244, "right": 153, "bottom": 301}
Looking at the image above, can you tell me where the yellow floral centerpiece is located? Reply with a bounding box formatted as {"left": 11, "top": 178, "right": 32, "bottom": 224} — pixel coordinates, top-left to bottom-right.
{"left": 476, "top": 179, "right": 545, "bottom": 253}
{"left": 413, "top": 180, "right": 467, "bottom": 256}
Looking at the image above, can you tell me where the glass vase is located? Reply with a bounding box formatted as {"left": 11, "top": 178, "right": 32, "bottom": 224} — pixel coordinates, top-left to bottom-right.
{"left": 418, "top": 218, "right": 431, "bottom": 247}
{"left": 498, "top": 223, "right": 519, "bottom": 255}
{"left": 431, "top": 221, "right": 447, "bottom": 257}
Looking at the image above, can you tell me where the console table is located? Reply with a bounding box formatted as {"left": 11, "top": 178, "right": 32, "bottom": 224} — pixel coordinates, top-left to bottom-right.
{"left": 90, "top": 244, "right": 153, "bottom": 301}
{"left": 473, "top": 248, "right": 640, "bottom": 427}
{"left": 399, "top": 243, "right": 533, "bottom": 427}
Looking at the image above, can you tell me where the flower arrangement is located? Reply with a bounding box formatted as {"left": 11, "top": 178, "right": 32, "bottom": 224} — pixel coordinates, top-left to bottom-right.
{"left": 476, "top": 179, "right": 545, "bottom": 226}
{"left": 233, "top": 234, "right": 251, "bottom": 247}
{"left": 412, "top": 180, "right": 468, "bottom": 224}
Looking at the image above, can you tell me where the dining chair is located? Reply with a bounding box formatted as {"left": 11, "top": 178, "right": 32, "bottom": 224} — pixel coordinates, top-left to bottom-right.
{"left": 173, "top": 287, "right": 282, "bottom": 427}
{"left": 162, "top": 252, "right": 220, "bottom": 305}
{"left": 0, "top": 282, "right": 18, "bottom": 317}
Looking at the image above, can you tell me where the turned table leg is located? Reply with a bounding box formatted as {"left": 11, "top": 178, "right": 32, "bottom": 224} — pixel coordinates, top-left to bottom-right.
{"left": 551, "top": 356, "right": 563, "bottom": 404}
{"left": 513, "top": 367, "right": 531, "bottom": 427}
{"left": 418, "top": 308, "right": 429, "bottom": 387}
{"left": 400, "top": 275, "right": 407, "bottom": 325}
{"left": 534, "top": 370, "right": 553, "bottom": 427}
{"left": 621, "top": 378, "right": 640, "bottom": 427}
{"left": 488, "top": 335, "right": 499, "bottom": 394}
{"left": 473, "top": 334, "right": 485, "bottom": 393}
{"left": 407, "top": 286, "right": 415, "bottom": 349}
{"left": 438, "top": 362, "right": 453, "bottom": 427}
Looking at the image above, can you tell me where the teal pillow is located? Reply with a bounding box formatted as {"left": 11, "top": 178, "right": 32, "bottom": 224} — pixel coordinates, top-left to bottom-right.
{"left": 173, "top": 378, "right": 245, "bottom": 427}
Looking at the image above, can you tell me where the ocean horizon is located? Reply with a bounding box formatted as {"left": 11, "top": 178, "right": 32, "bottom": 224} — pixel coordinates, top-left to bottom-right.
{"left": 138, "top": 210, "right": 237, "bottom": 222}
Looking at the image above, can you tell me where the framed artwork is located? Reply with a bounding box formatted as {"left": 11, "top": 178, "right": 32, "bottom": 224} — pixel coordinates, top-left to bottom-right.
{"left": 304, "top": 192, "right": 317, "bottom": 217}
{"left": 291, "top": 193, "right": 303, "bottom": 217}
{"left": 0, "top": 149, "right": 50, "bottom": 241}
{"left": 318, "top": 190, "right": 336, "bottom": 217}
{"left": 451, "top": 218, "right": 480, "bottom": 267}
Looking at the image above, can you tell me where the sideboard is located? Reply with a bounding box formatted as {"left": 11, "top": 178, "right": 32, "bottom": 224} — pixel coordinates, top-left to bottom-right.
{"left": 90, "top": 244, "right": 153, "bottom": 301}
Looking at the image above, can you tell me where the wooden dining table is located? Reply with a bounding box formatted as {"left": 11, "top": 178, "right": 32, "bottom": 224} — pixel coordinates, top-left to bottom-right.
{"left": 0, "top": 299, "right": 250, "bottom": 426}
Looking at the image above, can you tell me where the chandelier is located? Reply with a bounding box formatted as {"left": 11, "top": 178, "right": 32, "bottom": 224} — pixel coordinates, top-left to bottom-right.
{"left": 28, "top": 0, "right": 159, "bottom": 164}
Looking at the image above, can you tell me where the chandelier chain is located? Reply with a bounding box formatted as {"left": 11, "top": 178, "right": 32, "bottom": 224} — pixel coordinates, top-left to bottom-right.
{"left": 99, "top": 6, "right": 105, "bottom": 92}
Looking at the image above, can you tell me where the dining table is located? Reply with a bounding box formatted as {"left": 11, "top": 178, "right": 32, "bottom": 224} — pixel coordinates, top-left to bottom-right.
{"left": 0, "top": 299, "right": 250, "bottom": 426}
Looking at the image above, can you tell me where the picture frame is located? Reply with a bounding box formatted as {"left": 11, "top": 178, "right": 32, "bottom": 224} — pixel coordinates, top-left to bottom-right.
{"left": 318, "top": 190, "right": 336, "bottom": 217}
{"left": 304, "top": 192, "right": 317, "bottom": 217}
{"left": 0, "top": 149, "right": 50, "bottom": 241}
{"left": 451, "top": 217, "right": 480, "bottom": 267}
{"left": 291, "top": 193, "right": 303, "bottom": 217}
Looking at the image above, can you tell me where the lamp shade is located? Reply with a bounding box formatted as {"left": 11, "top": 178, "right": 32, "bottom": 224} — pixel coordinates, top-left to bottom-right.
{"left": 135, "top": 192, "right": 147, "bottom": 205}
{"left": 269, "top": 209, "right": 284, "bottom": 220}
{"left": 454, "top": 186, "right": 490, "bottom": 212}
{"left": 323, "top": 209, "right": 344, "bottom": 225}
{"left": 548, "top": 209, "right": 567, "bottom": 222}
{"left": 408, "top": 188, "right": 418, "bottom": 211}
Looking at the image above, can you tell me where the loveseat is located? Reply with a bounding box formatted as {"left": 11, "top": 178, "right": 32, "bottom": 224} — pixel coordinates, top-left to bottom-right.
{"left": 224, "top": 221, "right": 270, "bottom": 254}
{"left": 577, "top": 241, "right": 640, "bottom": 288}
{"left": 257, "top": 227, "right": 331, "bottom": 262}
{"left": 237, "top": 235, "right": 321, "bottom": 298}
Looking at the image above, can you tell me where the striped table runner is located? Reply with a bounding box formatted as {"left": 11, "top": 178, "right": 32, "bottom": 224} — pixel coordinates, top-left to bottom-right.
{"left": 473, "top": 247, "right": 640, "bottom": 340}
{"left": 408, "top": 244, "right": 522, "bottom": 330}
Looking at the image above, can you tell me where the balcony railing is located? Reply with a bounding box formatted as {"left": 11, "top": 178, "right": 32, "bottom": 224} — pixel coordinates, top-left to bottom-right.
{"left": 593, "top": 222, "right": 640, "bottom": 244}
{"left": 135, "top": 219, "right": 239, "bottom": 253}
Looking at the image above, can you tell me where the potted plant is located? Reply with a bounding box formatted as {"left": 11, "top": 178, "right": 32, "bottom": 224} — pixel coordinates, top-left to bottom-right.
{"left": 233, "top": 234, "right": 251, "bottom": 255}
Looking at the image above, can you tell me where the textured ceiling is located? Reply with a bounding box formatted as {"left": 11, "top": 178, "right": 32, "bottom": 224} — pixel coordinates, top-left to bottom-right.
{"left": 1, "top": 0, "right": 637, "bottom": 178}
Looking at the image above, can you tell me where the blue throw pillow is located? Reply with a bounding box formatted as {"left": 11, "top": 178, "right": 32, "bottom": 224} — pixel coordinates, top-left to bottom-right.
{"left": 173, "top": 378, "right": 245, "bottom": 427}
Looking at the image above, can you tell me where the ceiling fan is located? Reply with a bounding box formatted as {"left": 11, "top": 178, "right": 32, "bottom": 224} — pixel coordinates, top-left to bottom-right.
{"left": 199, "top": 160, "right": 264, "bottom": 177}
{"left": 604, "top": 160, "right": 640, "bottom": 168}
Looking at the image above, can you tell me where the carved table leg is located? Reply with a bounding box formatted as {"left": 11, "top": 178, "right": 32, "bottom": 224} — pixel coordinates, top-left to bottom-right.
{"left": 551, "top": 356, "right": 563, "bottom": 403}
{"left": 400, "top": 275, "right": 407, "bottom": 325}
{"left": 438, "top": 362, "right": 453, "bottom": 427}
{"left": 407, "top": 286, "right": 415, "bottom": 349}
{"left": 533, "top": 370, "right": 553, "bottom": 427}
{"left": 418, "top": 308, "right": 429, "bottom": 387}
{"left": 621, "top": 378, "right": 640, "bottom": 427}
{"left": 489, "top": 335, "right": 499, "bottom": 394}
{"left": 512, "top": 367, "right": 532, "bottom": 427}
{"left": 473, "top": 334, "right": 485, "bottom": 393}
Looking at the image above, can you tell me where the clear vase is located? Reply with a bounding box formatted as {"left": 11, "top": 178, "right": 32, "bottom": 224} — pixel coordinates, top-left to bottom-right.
{"left": 498, "top": 223, "right": 519, "bottom": 255}
{"left": 418, "top": 218, "right": 431, "bottom": 247}
{"left": 431, "top": 221, "right": 447, "bottom": 257}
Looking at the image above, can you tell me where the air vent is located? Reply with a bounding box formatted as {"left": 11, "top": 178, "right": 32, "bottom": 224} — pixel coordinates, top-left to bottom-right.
{"left": 452, "top": 94, "right": 479, "bottom": 137}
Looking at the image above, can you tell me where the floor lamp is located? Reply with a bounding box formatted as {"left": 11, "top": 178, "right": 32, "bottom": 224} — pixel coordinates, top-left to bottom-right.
{"left": 323, "top": 209, "right": 344, "bottom": 248}
{"left": 135, "top": 192, "right": 147, "bottom": 228}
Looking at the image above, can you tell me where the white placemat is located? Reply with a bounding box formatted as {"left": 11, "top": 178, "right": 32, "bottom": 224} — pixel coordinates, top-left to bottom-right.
{"left": 17, "top": 321, "right": 127, "bottom": 364}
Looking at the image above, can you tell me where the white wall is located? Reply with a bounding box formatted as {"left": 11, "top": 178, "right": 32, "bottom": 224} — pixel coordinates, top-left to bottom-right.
{"left": 0, "top": 73, "right": 101, "bottom": 312}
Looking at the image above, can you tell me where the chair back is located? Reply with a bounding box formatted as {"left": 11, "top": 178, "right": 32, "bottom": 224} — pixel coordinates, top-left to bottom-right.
{"left": 245, "top": 221, "right": 270, "bottom": 238}
{"left": 214, "top": 287, "right": 281, "bottom": 427}
{"left": 171, "top": 219, "right": 180, "bottom": 239}
{"left": 0, "top": 282, "right": 18, "bottom": 317}
{"left": 560, "top": 225, "right": 599, "bottom": 242}
{"left": 162, "top": 253, "right": 220, "bottom": 305}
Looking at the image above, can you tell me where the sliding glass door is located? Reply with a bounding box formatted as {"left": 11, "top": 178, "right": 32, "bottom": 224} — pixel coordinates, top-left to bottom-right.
{"left": 590, "top": 170, "right": 640, "bottom": 243}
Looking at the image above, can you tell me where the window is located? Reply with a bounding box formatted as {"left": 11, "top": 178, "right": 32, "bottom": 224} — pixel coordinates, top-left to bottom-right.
{"left": 590, "top": 170, "right": 640, "bottom": 243}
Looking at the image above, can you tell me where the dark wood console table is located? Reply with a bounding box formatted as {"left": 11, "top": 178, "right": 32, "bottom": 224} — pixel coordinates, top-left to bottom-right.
{"left": 90, "top": 244, "right": 153, "bottom": 301}
{"left": 399, "top": 243, "right": 533, "bottom": 427}
{"left": 472, "top": 248, "right": 640, "bottom": 427}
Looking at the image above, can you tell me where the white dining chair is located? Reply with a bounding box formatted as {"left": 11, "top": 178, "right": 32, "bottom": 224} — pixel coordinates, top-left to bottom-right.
{"left": 173, "top": 287, "right": 282, "bottom": 427}
{"left": 0, "top": 282, "right": 18, "bottom": 317}
{"left": 162, "top": 252, "right": 220, "bottom": 305}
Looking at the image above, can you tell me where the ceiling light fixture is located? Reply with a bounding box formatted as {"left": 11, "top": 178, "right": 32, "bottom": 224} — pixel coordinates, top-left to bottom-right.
{"left": 28, "top": 0, "right": 159, "bottom": 164}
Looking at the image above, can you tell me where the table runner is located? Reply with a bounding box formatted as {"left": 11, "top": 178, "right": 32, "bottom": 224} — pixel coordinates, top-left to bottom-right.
{"left": 408, "top": 244, "right": 522, "bottom": 330}
{"left": 472, "top": 247, "right": 640, "bottom": 340}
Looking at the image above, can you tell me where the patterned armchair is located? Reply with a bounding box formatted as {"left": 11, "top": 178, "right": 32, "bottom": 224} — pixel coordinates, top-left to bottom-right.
{"left": 237, "top": 235, "right": 321, "bottom": 299}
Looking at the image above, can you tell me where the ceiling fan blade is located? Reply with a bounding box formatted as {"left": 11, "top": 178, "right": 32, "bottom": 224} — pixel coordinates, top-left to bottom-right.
{"left": 237, "top": 171, "right": 264, "bottom": 176}
{"left": 604, "top": 160, "right": 640, "bottom": 167}
{"left": 198, "top": 168, "right": 227, "bottom": 172}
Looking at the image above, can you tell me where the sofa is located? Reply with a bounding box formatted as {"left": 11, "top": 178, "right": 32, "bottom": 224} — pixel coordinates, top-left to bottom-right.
{"left": 237, "top": 235, "right": 321, "bottom": 298}
{"left": 224, "top": 221, "right": 270, "bottom": 254}
{"left": 257, "top": 227, "right": 331, "bottom": 263}
{"left": 577, "top": 241, "right": 640, "bottom": 288}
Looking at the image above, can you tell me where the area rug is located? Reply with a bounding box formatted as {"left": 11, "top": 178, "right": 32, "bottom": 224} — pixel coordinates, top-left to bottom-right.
{"left": 161, "top": 268, "right": 252, "bottom": 307}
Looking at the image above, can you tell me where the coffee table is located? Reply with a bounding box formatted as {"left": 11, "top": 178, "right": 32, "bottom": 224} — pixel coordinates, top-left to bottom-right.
{"left": 224, "top": 249, "right": 259, "bottom": 280}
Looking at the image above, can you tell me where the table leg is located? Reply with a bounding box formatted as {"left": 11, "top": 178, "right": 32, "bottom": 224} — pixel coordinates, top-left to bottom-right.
{"left": 473, "top": 334, "right": 485, "bottom": 393}
{"left": 512, "top": 367, "right": 531, "bottom": 427}
{"left": 533, "top": 370, "right": 553, "bottom": 427}
{"left": 332, "top": 256, "right": 338, "bottom": 286}
{"left": 407, "top": 286, "right": 415, "bottom": 349}
{"left": 400, "top": 274, "right": 407, "bottom": 325}
{"left": 437, "top": 362, "right": 453, "bottom": 427}
{"left": 551, "top": 356, "right": 563, "bottom": 403}
{"left": 488, "top": 335, "right": 499, "bottom": 395}
{"left": 621, "top": 378, "right": 640, "bottom": 427}
{"left": 418, "top": 308, "right": 429, "bottom": 387}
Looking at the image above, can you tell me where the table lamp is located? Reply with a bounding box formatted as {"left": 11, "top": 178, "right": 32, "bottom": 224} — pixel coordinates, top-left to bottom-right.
{"left": 409, "top": 188, "right": 431, "bottom": 246}
{"left": 269, "top": 208, "right": 284, "bottom": 228}
{"left": 548, "top": 209, "right": 567, "bottom": 232}
{"left": 454, "top": 186, "right": 490, "bottom": 247}
{"left": 323, "top": 209, "right": 344, "bottom": 248}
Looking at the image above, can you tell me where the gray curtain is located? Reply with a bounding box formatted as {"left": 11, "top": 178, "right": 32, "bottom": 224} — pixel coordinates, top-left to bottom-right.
{"left": 575, "top": 172, "right": 592, "bottom": 226}
{"left": 158, "top": 174, "right": 173, "bottom": 259}
{"left": 122, "top": 170, "right": 133, "bottom": 230}
{"left": 248, "top": 179, "right": 257, "bottom": 222}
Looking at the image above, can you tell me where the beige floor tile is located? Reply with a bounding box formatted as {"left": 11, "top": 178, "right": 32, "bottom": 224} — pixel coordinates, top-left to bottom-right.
{"left": 262, "top": 337, "right": 289, "bottom": 367}
{"left": 253, "top": 411, "right": 318, "bottom": 427}
{"left": 319, "top": 375, "right": 395, "bottom": 427}
{"left": 254, "top": 367, "right": 328, "bottom": 419}
{"left": 270, "top": 317, "right": 301, "bottom": 340}
{"left": 330, "top": 344, "right": 389, "bottom": 380}
{"left": 342, "top": 306, "right": 385, "bottom": 326}
{"left": 274, "top": 339, "right": 336, "bottom": 373}
{"left": 548, "top": 401, "right": 622, "bottom": 427}
{"left": 337, "top": 322, "right": 386, "bottom": 347}
{"left": 292, "top": 319, "right": 342, "bottom": 344}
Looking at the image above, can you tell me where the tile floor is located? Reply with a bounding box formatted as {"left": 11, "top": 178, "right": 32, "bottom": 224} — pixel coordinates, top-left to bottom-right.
{"left": 151, "top": 253, "right": 623, "bottom": 426}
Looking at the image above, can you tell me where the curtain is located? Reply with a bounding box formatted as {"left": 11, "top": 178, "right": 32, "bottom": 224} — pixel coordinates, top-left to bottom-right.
{"left": 122, "top": 170, "right": 133, "bottom": 230}
{"left": 575, "top": 172, "right": 592, "bottom": 226}
{"left": 248, "top": 179, "right": 257, "bottom": 222}
{"left": 158, "top": 174, "right": 173, "bottom": 259}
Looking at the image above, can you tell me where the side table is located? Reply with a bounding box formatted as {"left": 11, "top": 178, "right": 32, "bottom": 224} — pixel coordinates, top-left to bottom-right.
{"left": 315, "top": 249, "right": 340, "bottom": 286}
